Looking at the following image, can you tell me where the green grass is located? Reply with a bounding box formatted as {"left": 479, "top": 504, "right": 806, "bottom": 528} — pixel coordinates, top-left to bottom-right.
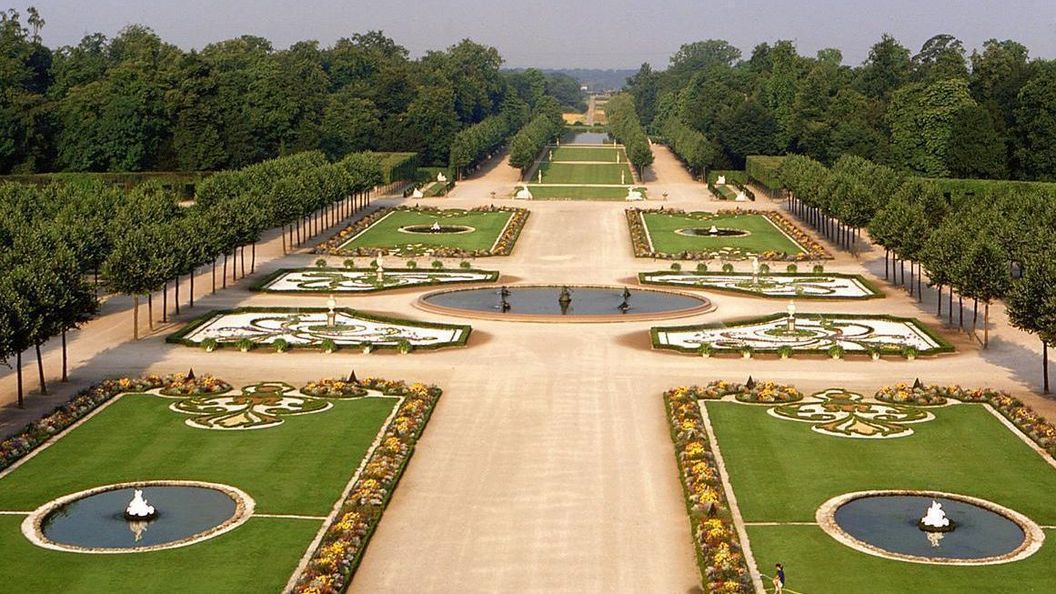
{"left": 715, "top": 185, "right": 738, "bottom": 200}
{"left": 338, "top": 209, "right": 513, "bottom": 253}
{"left": 0, "top": 393, "right": 396, "bottom": 592}
{"left": 641, "top": 211, "right": 806, "bottom": 256}
{"left": 537, "top": 161, "right": 632, "bottom": 185}
{"left": 524, "top": 185, "right": 646, "bottom": 200}
{"left": 547, "top": 146, "right": 623, "bottom": 163}
{"left": 706, "top": 401, "right": 1056, "bottom": 593}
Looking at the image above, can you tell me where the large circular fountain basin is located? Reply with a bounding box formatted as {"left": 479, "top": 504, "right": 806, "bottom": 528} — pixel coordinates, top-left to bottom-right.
{"left": 23, "top": 481, "right": 254, "bottom": 553}
{"left": 816, "top": 490, "right": 1043, "bottom": 565}
{"left": 417, "top": 285, "right": 713, "bottom": 322}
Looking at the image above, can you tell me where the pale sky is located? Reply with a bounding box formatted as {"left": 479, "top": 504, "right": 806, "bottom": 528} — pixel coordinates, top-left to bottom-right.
{"left": 19, "top": 0, "right": 1056, "bottom": 68}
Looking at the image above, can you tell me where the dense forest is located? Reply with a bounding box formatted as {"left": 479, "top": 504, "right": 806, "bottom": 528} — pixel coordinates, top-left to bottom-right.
{"left": 0, "top": 7, "right": 579, "bottom": 174}
{"left": 626, "top": 36, "right": 1056, "bottom": 180}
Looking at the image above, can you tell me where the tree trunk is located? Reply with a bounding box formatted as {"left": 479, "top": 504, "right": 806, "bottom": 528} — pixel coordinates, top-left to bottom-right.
{"left": 61, "top": 329, "right": 68, "bottom": 382}
{"left": 983, "top": 302, "right": 990, "bottom": 348}
{"left": 222, "top": 254, "right": 228, "bottom": 288}
{"left": 972, "top": 299, "right": 979, "bottom": 336}
{"left": 35, "top": 343, "right": 47, "bottom": 395}
{"left": 958, "top": 295, "right": 964, "bottom": 330}
{"left": 175, "top": 275, "right": 180, "bottom": 315}
{"left": 937, "top": 285, "right": 942, "bottom": 315}
{"left": 282, "top": 225, "right": 287, "bottom": 254}
{"left": 162, "top": 281, "right": 168, "bottom": 323}
{"left": 949, "top": 291, "right": 954, "bottom": 325}
{"left": 133, "top": 295, "right": 140, "bottom": 340}
{"left": 190, "top": 269, "right": 195, "bottom": 308}
{"left": 885, "top": 250, "right": 889, "bottom": 280}
{"left": 16, "top": 351, "right": 23, "bottom": 408}
{"left": 148, "top": 293, "right": 154, "bottom": 331}
{"left": 1044, "top": 342, "right": 1050, "bottom": 394}
{"left": 211, "top": 260, "right": 216, "bottom": 293}
{"left": 917, "top": 265, "right": 922, "bottom": 302}
{"left": 240, "top": 245, "right": 246, "bottom": 277}
{"left": 251, "top": 243, "right": 257, "bottom": 273}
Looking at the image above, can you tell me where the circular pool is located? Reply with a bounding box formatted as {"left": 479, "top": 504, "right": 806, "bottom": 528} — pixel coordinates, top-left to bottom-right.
{"left": 417, "top": 285, "right": 712, "bottom": 322}
{"left": 675, "top": 227, "right": 750, "bottom": 238}
{"left": 816, "top": 490, "right": 1044, "bottom": 565}
{"left": 23, "top": 481, "right": 254, "bottom": 553}
{"left": 398, "top": 224, "right": 475, "bottom": 235}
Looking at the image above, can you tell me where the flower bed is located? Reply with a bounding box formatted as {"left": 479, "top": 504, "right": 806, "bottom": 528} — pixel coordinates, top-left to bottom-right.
{"left": 293, "top": 379, "right": 442, "bottom": 593}
{"left": 674, "top": 380, "right": 802, "bottom": 404}
{"left": 157, "top": 373, "right": 233, "bottom": 397}
{"left": 627, "top": 208, "right": 831, "bottom": 262}
{"left": 301, "top": 379, "right": 369, "bottom": 399}
{"left": 0, "top": 374, "right": 228, "bottom": 473}
{"left": 664, "top": 386, "right": 753, "bottom": 593}
{"left": 315, "top": 205, "right": 529, "bottom": 258}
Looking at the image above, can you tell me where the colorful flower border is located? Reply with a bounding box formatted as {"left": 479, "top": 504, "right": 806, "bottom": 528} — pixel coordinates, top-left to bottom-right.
{"left": 315, "top": 205, "right": 530, "bottom": 258}
{"left": 292, "top": 378, "right": 442, "bottom": 594}
{"left": 664, "top": 386, "right": 754, "bottom": 593}
{"left": 250, "top": 267, "right": 500, "bottom": 294}
{"left": 626, "top": 208, "right": 832, "bottom": 262}
{"left": 638, "top": 271, "right": 884, "bottom": 300}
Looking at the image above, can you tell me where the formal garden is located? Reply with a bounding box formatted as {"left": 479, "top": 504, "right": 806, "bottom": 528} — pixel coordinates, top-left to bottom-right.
{"left": 0, "top": 373, "right": 441, "bottom": 593}
{"left": 640, "top": 270, "right": 883, "bottom": 299}
{"left": 628, "top": 208, "right": 830, "bottom": 261}
{"left": 254, "top": 267, "right": 498, "bottom": 293}
{"left": 666, "top": 380, "right": 1056, "bottom": 593}
{"left": 317, "top": 206, "right": 528, "bottom": 258}
{"left": 653, "top": 313, "right": 951, "bottom": 358}
{"left": 168, "top": 307, "right": 471, "bottom": 353}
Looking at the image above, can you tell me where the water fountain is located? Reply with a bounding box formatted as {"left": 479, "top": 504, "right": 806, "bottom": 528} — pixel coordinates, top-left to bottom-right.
{"left": 708, "top": 225, "right": 720, "bottom": 235}
{"left": 124, "top": 489, "right": 157, "bottom": 521}
{"left": 919, "top": 500, "right": 955, "bottom": 532}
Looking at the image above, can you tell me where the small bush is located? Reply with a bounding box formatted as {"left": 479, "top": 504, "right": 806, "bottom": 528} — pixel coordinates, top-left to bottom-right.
{"left": 722, "top": 263, "right": 735, "bottom": 273}
{"left": 397, "top": 339, "right": 413, "bottom": 354}
{"left": 273, "top": 338, "right": 290, "bottom": 353}
{"left": 670, "top": 262, "right": 682, "bottom": 272}
{"left": 813, "top": 264, "right": 825, "bottom": 274}
{"left": 698, "top": 343, "right": 713, "bottom": 357}
{"left": 759, "top": 263, "right": 770, "bottom": 274}
{"left": 236, "top": 338, "right": 255, "bottom": 352}
{"left": 343, "top": 258, "right": 356, "bottom": 269}
{"left": 369, "top": 259, "right": 379, "bottom": 270}
{"left": 459, "top": 260, "right": 472, "bottom": 269}
{"left": 315, "top": 258, "right": 328, "bottom": 268}
{"left": 786, "top": 264, "right": 798, "bottom": 273}
{"left": 777, "top": 345, "right": 794, "bottom": 359}
{"left": 321, "top": 338, "right": 338, "bottom": 353}
{"left": 201, "top": 338, "right": 219, "bottom": 352}
{"left": 827, "top": 344, "right": 844, "bottom": 359}
{"left": 696, "top": 262, "right": 708, "bottom": 272}
{"left": 406, "top": 260, "right": 418, "bottom": 269}
{"left": 431, "top": 260, "right": 444, "bottom": 270}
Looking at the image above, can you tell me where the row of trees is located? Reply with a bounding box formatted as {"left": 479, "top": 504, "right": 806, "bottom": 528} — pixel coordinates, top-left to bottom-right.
{"left": 660, "top": 115, "right": 714, "bottom": 179}
{"left": 605, "top": 94, "right": 654, "bottom": 173}
{"left": 507, "top": 99, "right": 564, "bottom": 173}
{"left": 0, "top": 150, "right": 386, "bottom": 406}
{"left": 624, "top": 35, "right": 1056, "bottom": 180}
{"left": 448, "top": 99, "right": 530, "bottom": 179}
{"left": 0, "top": 8, "right": 579, "bottom": 173}
{"left": 778, "top": 154, "right": 1056, "bottom": 391}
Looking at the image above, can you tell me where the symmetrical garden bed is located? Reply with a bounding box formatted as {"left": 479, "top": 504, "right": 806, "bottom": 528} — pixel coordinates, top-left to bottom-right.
{"left": 652, "top": 313, "right": 952, "bottom": 358}
{"left": 168, "top": 307, "right": 470, "bottom": 352}
{"left": 639, "top": 271, "right": 883, "bottom": 299}
{"left": 665, "top": 380, "right": 1056, "bottom": 592}
{"left": 0, "top": 373, "right": 442, "bottom": 593}
{"left": 627, "top": 208, "right": 830, "bottom": 261}
{"left": 316, "top": 206, "right": 528, "bottom": 258}
{"left": 253, "top": 267, "right": 498, "bottom": 293}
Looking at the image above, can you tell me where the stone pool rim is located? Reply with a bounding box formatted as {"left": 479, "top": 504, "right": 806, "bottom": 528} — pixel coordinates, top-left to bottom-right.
{"left": 815, "top": 489, "right": 1044, "bottom": 565}
{"left": 415, "top": 284, "right": 714, "bottom": 323}
{"left": 22, "top": 480, "right": 255, "bottom": 554}
{"left": 397, "top": 224, "right": 476, "bottom": 235}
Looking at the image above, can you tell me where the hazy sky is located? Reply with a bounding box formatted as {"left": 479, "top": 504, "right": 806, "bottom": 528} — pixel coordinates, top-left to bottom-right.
{"left": 21, "top": 0, "right": 1056, "bottom": 69}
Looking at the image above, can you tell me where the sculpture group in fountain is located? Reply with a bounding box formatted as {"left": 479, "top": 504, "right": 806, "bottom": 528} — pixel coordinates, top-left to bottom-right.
{"left": 125, "top": 489, "right": 157, "bottom": 521}
{"left": 919, "top": 500, "right": 955, "bottom": 532}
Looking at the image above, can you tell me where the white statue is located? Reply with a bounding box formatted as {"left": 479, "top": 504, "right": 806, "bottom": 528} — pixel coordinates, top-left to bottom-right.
{"left": 621, "top": 170, "right": 626, "bottom": 184}
{"left": 515, "top": 185, "right": 534, "bottom": 200}
{"left": 326, "top": 294, "right": 337, "bottom": 327}
{"left": 786, "top": 300, "right": 796, "bottom": 332}
{"left": 537, "top": 170, "right": 543, "bottom": 183}
{"left": 436, "top": 171, "right": 447, "bottom": 183}
{"left": 616, "top": 152, "right": 620, "bottom": 163}
{"left": 125, "top": 489, "right": 156, "bottom": 520}
{"left": 375, "top": 255, "right": 385, "bottom": 283}
{"left": 717, "top": 175, "right": 726, "bottom": 185}
{"left": 751, "top": 257, "right": 760, "bottom": 282}
{"left": 735, "top": 191, "right": 749, "bottom": 202}
{"left": 411, "top": 187, "right": 424, "bottom": 199}
{"left": 708, "top": 225, "right": 719, "bottom": 235}
{"left": 625, "top": 188, "right": 644, "bottom": 201}
{"left": 431, "top": 221, "right": 441, "bottom": 232}
{"left": 921, "top": 500, "right": 951, "bottom": 529}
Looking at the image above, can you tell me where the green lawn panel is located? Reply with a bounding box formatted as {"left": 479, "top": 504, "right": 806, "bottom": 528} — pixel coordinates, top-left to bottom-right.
{"left": 642, "top": 212, "right": 806, "bottom": 256}
{"left": 537, "top": 162, "right": 633, "bottom": 185}
{"left": 339, "top": 210, "right": 513, "bottom": 253}
{"left": 547, "top": 146, "right": 623, "bottom": 162}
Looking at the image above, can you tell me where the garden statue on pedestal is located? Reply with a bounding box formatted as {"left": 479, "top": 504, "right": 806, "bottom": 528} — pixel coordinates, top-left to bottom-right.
{"left": 375, "top": 255, "right": 385, "bottom": 284}
{"left": 717, "top": 175, "right": 726, "bottom": 185}
{"left": 735, "top": 190, "right": 749, "bottom": 202}
{"left": 327, "top": 294, "right": 337, "bottom": 328}
{"left": 515, "top": 185, "right": 533, "bottom": 200}
{"left": 625, "top": 187, "right": 644, "bottom": 201}
{"left": 751, "top": 257, "right": 760, "bottom": 285}
{"left": 436, "top": 171, "right": 447, "bottom": 183}
{"left": 412, "top": 187, "right": 424, "bottom": 198}
{"left": 786, "top": 300, "right": 797, "bottom": 332}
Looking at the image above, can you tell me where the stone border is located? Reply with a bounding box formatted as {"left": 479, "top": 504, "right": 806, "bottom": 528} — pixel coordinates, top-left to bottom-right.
{"left": 396, "top": 224, "right": 476, "bottom": 236}
{"left": 21, "top": 480, "right": 255, "bottom": 554}
{"left": 815, "top": 490, "right": 1045, "bottom": 565}
{"left": 414, "top": 284, "right": 715, "bottom": 324}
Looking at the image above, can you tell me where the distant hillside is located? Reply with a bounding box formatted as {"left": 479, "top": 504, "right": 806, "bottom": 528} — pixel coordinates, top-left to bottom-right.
{"left": 541, "top": 69, "right": 636, "bottom": 93}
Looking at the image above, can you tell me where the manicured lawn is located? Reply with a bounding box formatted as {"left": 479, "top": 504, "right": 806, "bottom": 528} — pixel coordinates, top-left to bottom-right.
{"left": 338, "top": 209, "right": 513, "bottom": 253}
{"left": 524, "top": 185, "right": 646, "bottom": 200}
{"left": 547, "top": 146, "right": 623, "bottom": 163}
{"left": 0, "top": 393, "right": 397, "bottom": 592}
{"left": 641, "top": 211, "right": 806, "bottom": 256}
{"left": 538, "top": 161, "right": 632, "bottom": 185}
{"left": 706, "top": 401, "right": 1056, "bottom": 593}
